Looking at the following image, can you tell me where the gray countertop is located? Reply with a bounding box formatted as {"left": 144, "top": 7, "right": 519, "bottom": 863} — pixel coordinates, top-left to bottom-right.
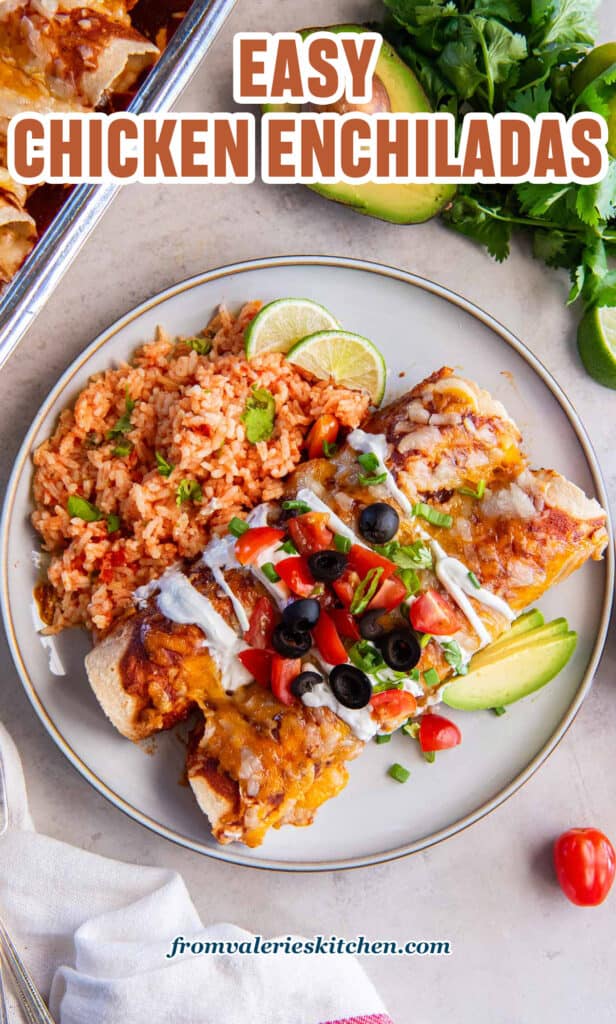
{"left": 1, "top": 2, "right": 615, "bottom": 1021}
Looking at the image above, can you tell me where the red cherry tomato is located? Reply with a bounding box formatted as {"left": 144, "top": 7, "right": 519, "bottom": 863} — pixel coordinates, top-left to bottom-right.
{"left": 418, "top": 714, "right": 462, "bottom": 752}
{"left": 370, "top": 690, "right": 417, "bottom": 731}
{"left": 287, "top": 512, "right": 333, "bottom": 555}
{"left": 235, "top": 527, "right": 285, "bottom": 566}
{"left": 347, "top": 544, "right": 397, "bottom": 581}
{"left": 306, "top": 414, "right": 340, "bottom": 460}
{"left": 368, "top": 575, "right": 408, "bottom": 611}
{"left": 244, "top": 596, "right": 277, "bottom": 648}
{"left": 270, "top": 655, "right": 302, "bottom": 705}
{"left": 410, "top": 589, "right": 461, "bottom": 636}
{"left": 275, "top": 556, "right": 315, "bottom": 597}
{"left": 312, "top": 609, "right": 348, "bottom": 665}
{"left": 332, "top": 567, "right": 360, "bottom": 608}
{"left": 238, "top": 648, "right": 272, "bottom": 687}
{"left": 554, "top": 828, "right": 615, "bottom": 907}
{"left": 328, "top": 608, "right": 361, "bottom": 641}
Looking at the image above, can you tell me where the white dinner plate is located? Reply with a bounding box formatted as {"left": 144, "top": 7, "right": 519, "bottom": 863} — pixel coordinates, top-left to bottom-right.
{"left": 2, "top": 256, "right": 613, "bottom": 871}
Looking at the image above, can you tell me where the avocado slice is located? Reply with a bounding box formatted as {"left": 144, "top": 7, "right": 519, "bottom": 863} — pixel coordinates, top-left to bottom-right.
{"left": 471, "top": 618, "right": 568, "bottom": 669}
{"left": 264, "top": 25, "right": 456, "bottom": 224}
{"left": 442, "top": 627, "right": 577, "bottom": 711}
{"left": 479, "top": 609, "right": 545, "bottom": 656}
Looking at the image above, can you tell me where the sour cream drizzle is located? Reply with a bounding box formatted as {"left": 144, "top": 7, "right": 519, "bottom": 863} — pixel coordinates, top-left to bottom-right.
{"left": 202, "top": 533, "right": 250, "bottom": 633}
{"left": 346, "top": 429, "right": 515, "bottom": 646}
{"left": 135, "top": 568, "right": 251, "bottom": 692}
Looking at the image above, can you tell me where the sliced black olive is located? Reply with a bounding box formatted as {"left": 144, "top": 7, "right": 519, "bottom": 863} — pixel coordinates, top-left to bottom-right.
{"left": 272, "top": 623, "right": 312, "bottom": 658}
{"left": 291, "top": 670, "right": 323, "bottom": 698}
{"left": 358, "top": 502, "right": 399, "bottom": 545}
{"left": 329, "top": 664, "right": 372, "bottom": 709}
{"left": 359, "top": 608, "right": 388, "bottom": 641}
{"left": 307, "top": 550, "right": 348, "bottom": 582}
{"left": 379, "top": 628, "right": 421, "bottom": 672}
{"left": 282, "top": 598, "right": 320, "bottom": 631}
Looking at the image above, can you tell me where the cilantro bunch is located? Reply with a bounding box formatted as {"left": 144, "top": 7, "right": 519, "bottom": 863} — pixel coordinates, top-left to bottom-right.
{"left": 382, "top": 0, "right": 616, "bottom": 311}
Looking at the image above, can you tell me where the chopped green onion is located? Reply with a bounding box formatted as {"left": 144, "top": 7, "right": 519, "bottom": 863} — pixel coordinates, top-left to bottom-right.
{"left": 334, "top": 533, "right": 351, "bottom": 554}
{"left": 388, "top": 763, "right": 411, "bottom": 783}
{"left": 492, "top": 706, "right": 507, "bottom": 716}
{"left": 375, "top": 734, "right": 391, "bottom": 744}
{"left": 349, "top": 640, "right": 384, "bottom": 674}
{"left": 402, "top": 722, "right": 420, "bottom": 740}
{"left": 358, "top": 451, "right": 379, "bottom": 473}
{"left": 282, "top": 499, "right": 312, "bottom": 514}
{"left": 468, "top": 570, "right": 481, "bottom": 589}
{"left": 322, "top": 440, "right": 338, "bottom": 458}
{"left": 419, "top": 633, "right": 432, "bottom": 649}
{"left": 106, "top": 514, "right": 121, "bottom": 534}
{"left": 67, "top": 495, "right": 102, "bottom": 522}
{"left": 423, "top": 667, "right": 440, "bottom": 688}
{"left": 409, "top": 668, "right": 420, "bottom": 682}
{"left": 397, "top": 568, "right": 420, "bottom": 596}
{"left": 358, "top": 471, "right": 388, "bottom": 487}
{"left": 262, "top": 561, "right": 281, "bottom": 583}
{"left": 458, "top": 480, "right": 486, "bottom": 500}
{"left": 112, "top": 442, "right": 132, "bottom": 458}
{"left": 441, "top": 639, "right": 469, "bottom": 676}
{"left": 277, "top": 538, "right": 298, "bottom": 555}
{"left": 176, "top": 479, "right": 203, "bottom": 506}
{"left": 423, "top": 751, "right": 436, "bottom": 764}
{"left": 228, "top": 517, "right": 249, "bottom": 537}
{"left": 155, "top": 451, "right": 174, "bottom": 477}
{"left": 349, "top": 566, "right": 384, "bottom": 615}
{"left": 412, "top": 503, "right": 453, "bottom": 528}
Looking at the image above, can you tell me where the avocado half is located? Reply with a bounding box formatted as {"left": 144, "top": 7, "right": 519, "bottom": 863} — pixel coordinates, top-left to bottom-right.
{"left": 263, "top": 25, "right": 456, "bottom": 225}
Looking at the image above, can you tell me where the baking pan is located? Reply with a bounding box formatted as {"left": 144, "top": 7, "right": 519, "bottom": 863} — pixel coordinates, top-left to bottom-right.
{"left": 0, "top": 0, "right": 237, "bottom": 371}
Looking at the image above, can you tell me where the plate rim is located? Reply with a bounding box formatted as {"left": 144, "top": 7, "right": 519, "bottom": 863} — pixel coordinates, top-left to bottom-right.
{"left": 2, "top": 253, "right": 613, "bottom": 873}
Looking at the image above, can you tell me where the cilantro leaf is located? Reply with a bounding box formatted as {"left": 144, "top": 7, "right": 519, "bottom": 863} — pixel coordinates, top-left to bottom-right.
{"left": 67, "top": 495, "right": 102, "bottom": 522}
{"left": 534, "top": 0, "right": 598, "bottom": 52}
{"left": 441, "top": 639, "right": 469, "bottom": 675}
{"left": 242, "top": 387, "right": 276, "bottom": 443}
{"left": 508, "top": 82, "right": 552, "bottom": 116}
{"left": 107, "top": 389, "right": 135, "bottom": 440}
{"left": 575, "top": 162, "right": 616, "bottom": 227}
{"left": 155, "top": 451, "right": 174, "bottom": 477}
{"left": 443, "top": 193, "right": 512, "bottom": 261}
{"left": 176, "top": 479, "right": 203, "bottom": 506}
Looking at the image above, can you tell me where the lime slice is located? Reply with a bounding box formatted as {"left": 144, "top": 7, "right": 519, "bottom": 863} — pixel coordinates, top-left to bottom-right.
{"left": 286, "top": 330, "right": 387, "bottom": 405}
{"left": 578, "top": 306, "right": 616, "bottom": 390}
{"left": 244, "top": 298, "right": 340, "bottom": 357}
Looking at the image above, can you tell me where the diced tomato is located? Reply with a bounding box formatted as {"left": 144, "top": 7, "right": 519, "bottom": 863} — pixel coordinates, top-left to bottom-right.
{"left": 306, "top": 414, "right": 340, "bottom": 460}
{"left": 332, "top": 567, "right": 360, "bottom": 608}
{"left": 347, "top": 545, "right": 397, "bottom": 581}
{"left": 235, "top": 527, "right": 285, "bottom": 566}
{"left": 276, "top": 556, "right": 315, "bottom": 597}
{"left": 288, "top": 512, "right": 333, "bottom": 556}
{"left": 409, "top": 589, "right": 462, "bottom": 636}
{"left": 329, "top": 608, "right": 361, "bottom": 641}
{"left": 270, "top": 655, "right": 301, "bottom": 705}
{"left": 238, "top": 648, "right": 272, "bottom": 687}
{"left": 312, "top": 609, "right": 348, "bottom": 665}
{"left": 418, "top": 714, "right": 462, "bottom": 752}
{"left": 368, "top": 575, "right": 408, "bottom": 611}
{"left": 370, "top": 690, "right": 417, "bottom": 731}
{"left": 244, "top": 596, "right": 277, "bottom": 648}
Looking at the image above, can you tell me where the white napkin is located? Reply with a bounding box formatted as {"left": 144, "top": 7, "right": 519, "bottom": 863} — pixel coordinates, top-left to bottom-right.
{"left": 0, "top": 723, "right": 393, "bottom": 1024}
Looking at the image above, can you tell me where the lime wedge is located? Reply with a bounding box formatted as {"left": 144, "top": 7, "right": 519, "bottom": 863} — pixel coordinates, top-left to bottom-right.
{"left": 286, "top": 330, "right": 387, "bottom": 405}
{"left": 245, "top": 298, "right": 340, "bottom": 357}
{"left": 577, "top": 306, "right": 616, "bottom": 390}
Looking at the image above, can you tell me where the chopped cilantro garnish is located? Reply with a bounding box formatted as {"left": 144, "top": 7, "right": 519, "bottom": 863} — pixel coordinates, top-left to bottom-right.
{"left": 106, "top": 514, "right": 121, "bottom": 534}
{"left": 441, "top": 639, "right": 469, "bottom": 676}
{"left": 67, "top": 495, "right": 102, "bottom": 522}
{"left": 375, "top": 540, "right": 433, "bottom": 570}
{"left": 183, "top": 335, "right": 212, "bottom": 355}
{"left": 492, "top": 706, "right": 507, "bottom": 716}
{"left": 349, "top": 639, "right": 385, "bottom": 674}
{"left": 176, "top": 479, "right": 203, "bottom": 506}
{"left": 242, "top": 386, "right": 276, "bottom": 443}
{"left": 107, "top": 390, "right": 135, "bottom": 440}
{"left": 396, "top": 567, "right": 420, "bottom": 597}
{"left": 112, "top": 442, "right": 132, "bottom": 458}
{"left": 155, "top": 451, "right": 174, "bottom": 477}
{"left": 350, "top": 567, "right": 384, "bottom": 615}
